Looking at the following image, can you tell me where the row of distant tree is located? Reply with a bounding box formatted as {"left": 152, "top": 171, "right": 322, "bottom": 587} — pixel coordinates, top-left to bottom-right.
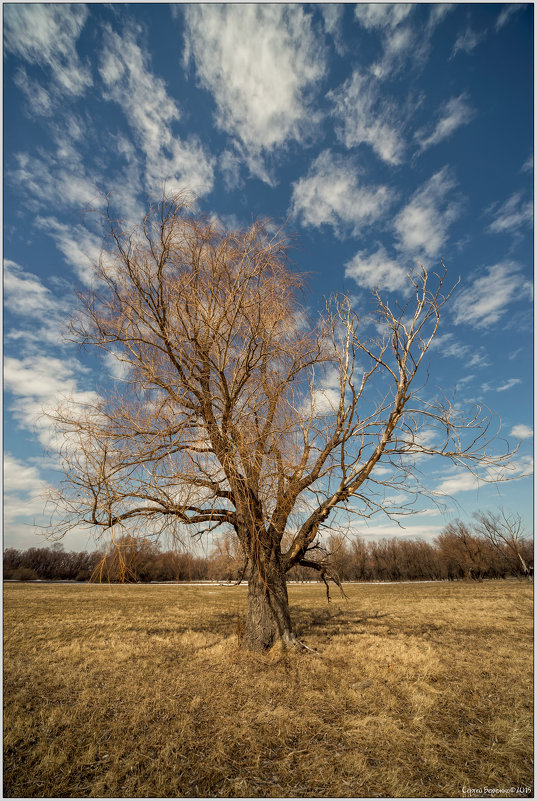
{"left": 3, "top": 510, "right": 532, "bottom": 583}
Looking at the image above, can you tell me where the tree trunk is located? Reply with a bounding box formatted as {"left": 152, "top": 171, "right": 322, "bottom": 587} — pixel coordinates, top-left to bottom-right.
{"left": 242, "top": 555, "right": 293, "bottom": 651}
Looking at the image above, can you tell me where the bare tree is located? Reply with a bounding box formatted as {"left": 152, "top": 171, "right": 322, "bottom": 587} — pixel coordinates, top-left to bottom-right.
{"left": 45, "top": 193, "right": 512, "bottom": 650}
{"left": 474, "top": 509, "right": 533, "bottom": 578}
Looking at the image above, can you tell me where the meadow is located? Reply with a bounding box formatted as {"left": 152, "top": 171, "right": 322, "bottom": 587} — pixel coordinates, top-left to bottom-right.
{"left": 3, "top": 580, "right": 533, "bottom": 798}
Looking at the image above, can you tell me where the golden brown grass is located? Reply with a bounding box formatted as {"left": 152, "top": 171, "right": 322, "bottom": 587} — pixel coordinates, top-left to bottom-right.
{"left": 3, "top": 580, "right": 533, "bottom": 798}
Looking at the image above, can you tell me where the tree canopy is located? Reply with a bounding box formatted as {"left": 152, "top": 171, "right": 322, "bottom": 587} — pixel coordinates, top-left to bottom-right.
{"left": 46, "top": 193, "right": 513, "bottom": 650}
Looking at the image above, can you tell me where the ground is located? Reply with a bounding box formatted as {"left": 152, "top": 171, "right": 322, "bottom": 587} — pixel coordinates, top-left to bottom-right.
{"left": 3, "top": 580, "right": 533, "bottom": 798}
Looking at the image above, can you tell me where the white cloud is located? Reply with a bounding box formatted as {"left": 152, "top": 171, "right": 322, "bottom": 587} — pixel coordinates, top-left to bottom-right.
{"left": 521, "top": 155, "right": 533, "bottom": 173}
{"left": 428, "top": 332, "right": 490, "bottom": 368}
{"left": 482, "top": 378, "right": 522, "bottom": 392}
{"left": 394, "top": 167, "right": 460, "bottom": 259}
{"left": 433, "top": 470, "right": 481, "bottom": 496}
{"left": 496, "top": 4, "right": 525, "bottom": 30}
{"left": 13, "top": 67, "right": 54, "bottom": 116}
{"left": 4, "top": 454, "right": 48, "bottom": 497}
{"left": 353, "top": 5, "right": 452, "bottom": 81}
{"left": 183, "top": 5, "right": 325, "bottom": 177}
{"left": 4, "top": 4, "right": 92, "bottom": 96}
{"left": 3, "top": 453, "right": 51, "bottom": 544}
{"left": 415, "top": 94, "right": 474, "bottom": 151}
{"left": 290, "top": 150, "right": 392, "bottom": 236}
{"left": 487, "top": 192, "right": 532, "bottom": 235}
{"left": 4, "top": 260, "right": 62, "bottom": 318}
{"left": 354, "top": 4, "right": 413, "bottom": 31}
{"left": 103, "top": 349, "right": 132, "bottom": 382}
{"left": 510, "top": 424, "right": 533, "bottom": 440}
{"left": 434, "top": 454, "right": 533, "bottom": 497}
{"left": 345, "top": 246, "right": 409, "bottom": 292}
{"left": 452, "top": 262, "right": 531, "bottom": 328}
{"left": 100, "top": 26, "right": 214, "bottom": 197}
{"left": 10, "top": 145, "right": 103, "bottom": 214}
{"left": 319, "top": 4, "right": 345, "bottom": 54}
{"left": 4, "top": 260, "right": 73, "bottom": 347}
{"left": 36, "top": 217, "right": 104, "bottom": 287}
{"left": 219, "top": 150, "right": 243, "bottom": 192}
{"left": 330, "top": 70, "right": 406, "bottom": 165}
{"left": 4, "top": 355, "right": 98, "bottom": 449}
{"left": 451, "top": 27, "right": 486, "bottom": 58}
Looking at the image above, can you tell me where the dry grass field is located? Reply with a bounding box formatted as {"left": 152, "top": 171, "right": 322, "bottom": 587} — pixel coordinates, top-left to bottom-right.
{"left": 3, "top": 580, "right": 533, "bottom": 798}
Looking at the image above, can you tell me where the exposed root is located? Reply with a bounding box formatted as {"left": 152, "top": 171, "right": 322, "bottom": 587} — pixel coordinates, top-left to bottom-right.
{"left": 283, "top": 631, "right": 321, "bottom": 656}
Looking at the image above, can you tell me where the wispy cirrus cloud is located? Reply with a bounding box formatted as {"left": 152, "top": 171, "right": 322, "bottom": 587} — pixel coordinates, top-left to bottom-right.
{"left": 482, "top": 378, "right": 523, "bottom": 393}
{"left": 10, "top": 147, "right": 102, "bottom": 213}
{"left": 4, "top": 4, "right": 92, "bottom": 105}
{"left": 289, "top": 150, "right": 393, "bottom": 237}
{"left": 354, "top": 4, "right": 451, "bottom": 80}
{"left": 496, "top": 3, "right": 525, "bottom": 30}
{"left": 427, "top": 332, "right": 490, "bottom": 369}
{"left": 452, "top": 261, "right": 532, "bottom": 328}
{"left": 343, "top": 167, "right": 461, "bottom": 293}
{"left": 487, "top": 192, "right": 532, "bottom": 235}
{"left": 451, "top": 27, "right": 486, "bottom": 58}
{"left": 36, "top": 217, "right": 104, "bottom": 287}
{"left": 183, "top": 5, "right": 325, "bottom": 182}
{"left": 354, "top": 4, "right": 414, "bottom": 31}
{"left": 329, "top": 70, "right": 406, "bottom": 165}
{"left": 4, "top": 354, "right": 98, "bottom": 450}
{"left": 394, "top": 167, "right": 461, "bottom": 259}
{"left": 100, "top": 26, "right": 214, "bottom": 197}
{"left": 4, "top": 260, "right": 72, "bottom": 346}
{"left": 415, "top": 94, "right": 474, "bottom": 151}
{"left": 433, "top": 454, "right": 533, "bottom": 496}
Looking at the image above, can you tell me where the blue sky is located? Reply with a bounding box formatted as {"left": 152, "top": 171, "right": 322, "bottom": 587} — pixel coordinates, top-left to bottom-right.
{"left": 3, "top": 3, "right": 533, "bottom": 552}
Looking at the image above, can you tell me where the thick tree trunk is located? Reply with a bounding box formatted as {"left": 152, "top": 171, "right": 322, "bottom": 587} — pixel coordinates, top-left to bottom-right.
{"left": 242, "top": 555, "right": 293, "bottom": 651}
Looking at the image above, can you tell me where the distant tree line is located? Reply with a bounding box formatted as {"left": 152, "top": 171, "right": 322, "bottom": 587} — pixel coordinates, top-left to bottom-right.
{"left": 4, "top": 512, "right": 532, "bottom": 583}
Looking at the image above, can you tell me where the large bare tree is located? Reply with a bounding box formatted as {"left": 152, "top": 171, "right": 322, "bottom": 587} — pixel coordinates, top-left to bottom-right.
{"left": 46, "top": 193, "right": 511, "bottom": 650}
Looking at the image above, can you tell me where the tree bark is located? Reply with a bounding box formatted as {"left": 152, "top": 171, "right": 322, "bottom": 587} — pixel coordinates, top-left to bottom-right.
{"left": 242, "top": 554, "right": 293, "bottom": 651}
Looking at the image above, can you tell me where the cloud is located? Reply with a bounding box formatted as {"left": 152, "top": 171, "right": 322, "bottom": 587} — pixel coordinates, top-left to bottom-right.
{"left": 4, "top": 354, "right": 98, "bottom": 450}
{"left": 13, "top": 67, "right": 55, "bottom": 116}
{"left": 452, "top": 262, "right": 531, "bottom": 328}
{"left": 483, "top": 378, "right": 523, "bottom": 393}
{"left": 433, "top": 455, "right": 533, "bottom": 496}
{"left": 4, "top": 260, "right": 73, "bottom": 347}
{"left": 433, "top": 470, "right": 481, "bottom": 496}
{"left": 100, "top": 26, "right": 214, "bottom": 197}
{"left": 427, "top": 332, "right": 490, "bottom": 368}
{"left": 354, "top": 5, "right": 450, "bottom": 80}
{"left": 415, "top": 94, "right": 474, "bottom": 151}
{"left": 345, "top": 167, "right": 461, "bottom": 292}
{"left": 3, "top": 453, "right": 51, "bottom": 544}
{"left": 10, "top": 146, "right": 103, "bottom": 213}
{"left": 183, "top": 5, "right": 325, "bottom": 177}
{"left": 318, "top": 4, "right": 345, "bottom": 54}
{"left": 103, "top": 349, "right": 132, "bottom": 382}
{"left": 354, "top": 4, "right": 414, "bottom": 31}
{"left": 290, "top": 150, "right": 392, "bottom": 236}
{"left": 496, "top": 3, "right": 525, "bottom": 30}
{"left": 36, "top": 217, "right": 104, "bottom": 287}
{"left": 510, "top": 424, "right": 533, "bottom": 440}
{"left": 394, "top": 167, "right": 460, "bottom": 259}
{"left": 345, "top": 246, "right": 409, "bottom": 292}
{"left": 329, "top": 69, "right": 406, "bottom": 164}
{"left": 451, "top": 27, "right": 486, "bottom": 58}
{"left": 4, "top": 4, "right": 92, "bottom": 97}
{"left": 521, "top": 155, "right": 533, "bottom": 173}
{"left": 487, "top": 192, "right": 532, "bottom": 235}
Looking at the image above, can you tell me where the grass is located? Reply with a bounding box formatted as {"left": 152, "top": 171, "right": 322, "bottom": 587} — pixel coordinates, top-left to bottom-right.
{"left": 3, "top": 580, "right": 533, "bottom": 798}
